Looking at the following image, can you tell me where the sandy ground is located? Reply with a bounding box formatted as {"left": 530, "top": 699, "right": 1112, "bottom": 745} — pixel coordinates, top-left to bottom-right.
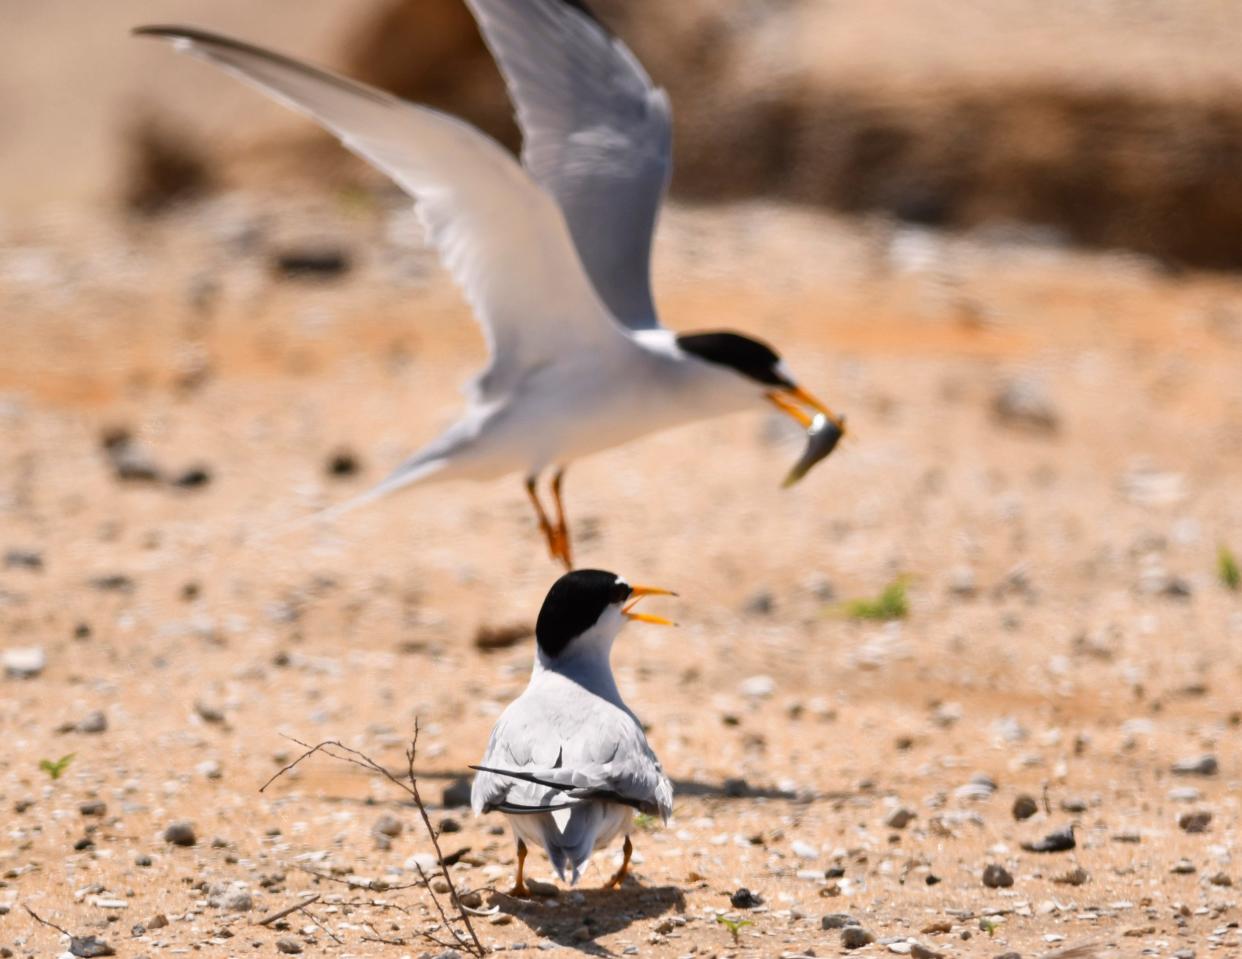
{"left": 1, "top": 184, "right": 1241, "bottom": 959}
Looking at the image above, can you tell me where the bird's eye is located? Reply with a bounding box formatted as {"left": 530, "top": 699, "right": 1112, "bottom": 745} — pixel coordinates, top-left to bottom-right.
{"left": 610, "top": 582, "right": 632, "bottom": 604}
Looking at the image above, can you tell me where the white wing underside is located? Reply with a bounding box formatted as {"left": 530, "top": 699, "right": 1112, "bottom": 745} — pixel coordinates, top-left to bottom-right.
{"left": 465, "top": 0, "right": 672, "bottom": 330}
{"left": 135, "top": 26, "right": 624, "bottom": 402}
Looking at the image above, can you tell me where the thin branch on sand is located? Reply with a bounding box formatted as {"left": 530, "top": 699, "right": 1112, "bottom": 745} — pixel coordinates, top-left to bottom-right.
{"left": 261, "top": 722, "right": 485, "bottom": 956}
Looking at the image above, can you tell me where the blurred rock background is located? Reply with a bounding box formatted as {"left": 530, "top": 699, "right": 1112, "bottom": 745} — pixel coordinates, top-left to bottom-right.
{"left": 6, "top": 0, "right": 1242, "bottom": 268}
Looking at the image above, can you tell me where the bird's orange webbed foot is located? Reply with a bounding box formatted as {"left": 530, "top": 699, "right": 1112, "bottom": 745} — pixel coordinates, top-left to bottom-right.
{"left": 604, "top": 836, "right": 634, "bottom": 890}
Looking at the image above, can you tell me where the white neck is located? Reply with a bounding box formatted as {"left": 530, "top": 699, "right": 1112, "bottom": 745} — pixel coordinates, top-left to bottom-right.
{"left": 533, "top": 611, "right": 626, "bottom": 707}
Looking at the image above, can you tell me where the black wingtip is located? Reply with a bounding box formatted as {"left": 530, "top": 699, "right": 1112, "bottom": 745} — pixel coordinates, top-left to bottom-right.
{"left": 132, "top": 24, "right": 193, "bottom": 39}
{"left": 561, "top": 0, "right": 599, "bottom": 22}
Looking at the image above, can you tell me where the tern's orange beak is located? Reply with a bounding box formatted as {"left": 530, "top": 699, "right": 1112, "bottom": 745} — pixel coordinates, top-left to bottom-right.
{"left": 766, "top": 386, "right": 846, "bottom": 433}
{"left": 623, "top": 585, "right": 677, "bottom": 626}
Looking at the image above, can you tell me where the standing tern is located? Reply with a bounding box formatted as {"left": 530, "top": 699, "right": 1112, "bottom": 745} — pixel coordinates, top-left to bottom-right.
{"left": 135, "top": 1, "right": 844, "bottom": 569}
{"left": 470, "top": 569, "right": 675, "bottom": 893}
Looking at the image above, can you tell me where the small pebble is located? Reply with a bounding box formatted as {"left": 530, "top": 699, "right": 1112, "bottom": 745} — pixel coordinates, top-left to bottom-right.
{"left": 743, "top": 592, "right": 775, "bottom": 616}
{"left": 1170, "top": 858, "right": 1196, "bottom": 874}
{"left": 1021, "top": 825, "right": 1075, "bottom": 853}
{"left": 275, "top": 938, "right": 303, "bottom": 955}
{"left": 77, "top": 710, "right": 108, "bottom": 734}
{"left": 163, "top": 821, "right": 197, "bottom": 846}
{"left": 1178, "top": 810, "right": 1212, "bottom": 834}
{"left": 1012, "top": 794, "right": 1039, "bottom": 820}
{"left": 69, "top": 937, "right": 115, "bottom": 958}
{"left": 841, "top": 926, "right": 875, "bottom": 950}
{"left": 1171, "top": 754, "right": 1218, "bottom": 776}
{"left": 79, "top": 800, "right": 107, "bottom": 817}
{"left": 982, "top": 864, "right": 1014, "bottom": 888}
{"left": 822, "top": 913, "right": 858, "bottom": 929}
{"left": 326, "top": 450, "right": 359, "bottom": 477}
{"left": 991, "top": 376, "right": 1059, "bottom": 433}
{"left": 4, "top": 549, "right": 43, "bottom": 571}
{"left": 1053, "top": 867, "right": 1089, "bottom": 886}
{"left": 3, "top": 646, "right": 46, "bottom": 679}
{"left": 373, "top": 814, "right": 403, "bottom": 838}
{"left": 885, "top": 807, "right": 916, "bottom": 829}
{"left": 169, "top": 466, "right": 211, "bottom": 489}
{"left": 730, "top": 887, "right": 763, "bottom": 909}
{"left": 194, "top": 701, "right": 225, "bottom": 723}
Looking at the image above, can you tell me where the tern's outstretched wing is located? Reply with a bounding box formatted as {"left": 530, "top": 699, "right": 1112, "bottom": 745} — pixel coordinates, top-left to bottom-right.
{"left": 464, "top": 0, "right": 672, "bottom": 330}
{"left": 134, "top": 25, "right": 626, "bottom": 399}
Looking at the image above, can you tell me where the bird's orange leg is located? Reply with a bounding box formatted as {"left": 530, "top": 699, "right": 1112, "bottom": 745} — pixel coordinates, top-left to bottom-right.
{"left": 525, "top": 476, "right": 569, "bottom": 569}
{"left": 604, "top": 835, "right": 633, "bottom": 890}
{"left": 509, "top": 839, "right": 529, "bottom": 898}
{"left": 550, "top": 467, "right": 573, "bottom": 570}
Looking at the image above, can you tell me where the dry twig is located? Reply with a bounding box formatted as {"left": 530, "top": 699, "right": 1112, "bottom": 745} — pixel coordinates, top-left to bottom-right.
{"left": 24, "top": 906, "right": 72, "bottom": 938}
{"left": 261, "top": 723, "right": 485, "bottom": 956}
{"left": 257, "top": 893, "right": 321, "bottom": 926}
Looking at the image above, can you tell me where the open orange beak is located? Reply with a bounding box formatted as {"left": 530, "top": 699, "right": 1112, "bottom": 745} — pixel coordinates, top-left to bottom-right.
{"left": 766, "top": 385, "right": 846, "bottom": 433}
{"left": 623, "top": 585, "right": 677, "bottom": 626}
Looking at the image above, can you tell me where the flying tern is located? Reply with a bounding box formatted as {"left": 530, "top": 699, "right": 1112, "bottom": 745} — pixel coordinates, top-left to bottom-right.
{"left": 135, "top": 1, "right": 844, "bottom": 568}
{"left": 470, "top": 568, "right": 675, "bottom": 892}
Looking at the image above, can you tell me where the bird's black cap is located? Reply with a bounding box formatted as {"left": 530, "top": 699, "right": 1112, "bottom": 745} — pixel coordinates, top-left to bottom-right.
{"left": 676, "top": 331, "right": 793, "bottom": 388}
{"left": 536, "top": 569, "right": 632, "bottom": 658}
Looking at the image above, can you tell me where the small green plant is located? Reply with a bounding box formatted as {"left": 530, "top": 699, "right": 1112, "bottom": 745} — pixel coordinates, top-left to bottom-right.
{"left": 39, "top": 754, "right": 75, "bottom": 780}
{"left": 1219, "top": 545, "right": 1240, "bottom": 592}
{"left": 843, "top": 579, "right": 909, "bottom": 621}
{"left": 979, "top": 917, "right": 999, "bottom": 937}
{"left": 716, "top": 915, "right": 753, "bottom": 944}
{"left": 632, "top": 813, "right": 658, "bottom": 832}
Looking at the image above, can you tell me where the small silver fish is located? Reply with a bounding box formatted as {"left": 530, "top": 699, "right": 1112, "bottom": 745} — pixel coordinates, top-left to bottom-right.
{"left": 783, "top": 413, "right": 845, "bottom": 487}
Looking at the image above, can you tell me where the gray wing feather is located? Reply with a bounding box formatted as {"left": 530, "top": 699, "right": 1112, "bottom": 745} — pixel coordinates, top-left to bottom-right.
{"left": 464, "top": 0, "right": 672, "bottom": 330}
{"left": 134, "top": 25, "right": 623, "bottom": 399}
{"left": 471, "top": 686, "right": 672, "bottom": 821}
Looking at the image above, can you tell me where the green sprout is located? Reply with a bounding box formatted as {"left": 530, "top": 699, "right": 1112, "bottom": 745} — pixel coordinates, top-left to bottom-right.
{"left": 843, "top": 579, "right": 909, "bottom": 621}
{"left": 39, "top": 753, "right": 75, "bottom": 781}
{"left": 632, "top": 813, "right": 658, "bottom": 832}
{"left": 979, "top": 917, "right": 999, "bottom": 937}
{"left": 716, "top": 915, "right": 753, "bottom": 944}
{"left": 1220, "top": 545, "right": 1240, "bottom": 592}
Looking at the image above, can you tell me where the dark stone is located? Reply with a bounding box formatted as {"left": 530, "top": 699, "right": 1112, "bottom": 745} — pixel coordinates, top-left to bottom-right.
{"left": 326, "top": 451, "right": 360, "bottom": 477}
{"left": 169, "top": 466, "right": 212, "bottom": 489}
{"left": 841, "top": 926, "right": 874, "bottom": 949}
{"left": 982, "top": 864, "right": 1014, "bottom": 888}
{"left": 273, "top": 248, "right": 351, "bottom": 279}
{"left": 163, "top": 821, "right": 197, "bottom": 846}
{"left": 4, "top": 549, "right": 43, "bottom": 571}
{"left": 441, "top": 777, "right": 472, "bottom": 809}
{"left": 70, "top": 937, "right": 115, "bottom": 958}
{"left": 1021, "top": 825, "right": 1075, "bottom": 853}
{"left": 729, "top": 887, "right": 762, "bottom": 909}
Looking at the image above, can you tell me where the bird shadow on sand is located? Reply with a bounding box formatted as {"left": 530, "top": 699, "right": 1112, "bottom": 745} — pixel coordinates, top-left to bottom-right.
{"left": 490, "top": 883, "right": 686, "bottom": 955}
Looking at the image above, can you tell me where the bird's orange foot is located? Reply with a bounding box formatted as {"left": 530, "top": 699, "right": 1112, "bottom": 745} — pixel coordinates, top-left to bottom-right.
{"left": 603, "top": 867, "right": 629, "bottom": 890}
{"left": 508, "top": 880, "right": 530, "bottom": 898}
